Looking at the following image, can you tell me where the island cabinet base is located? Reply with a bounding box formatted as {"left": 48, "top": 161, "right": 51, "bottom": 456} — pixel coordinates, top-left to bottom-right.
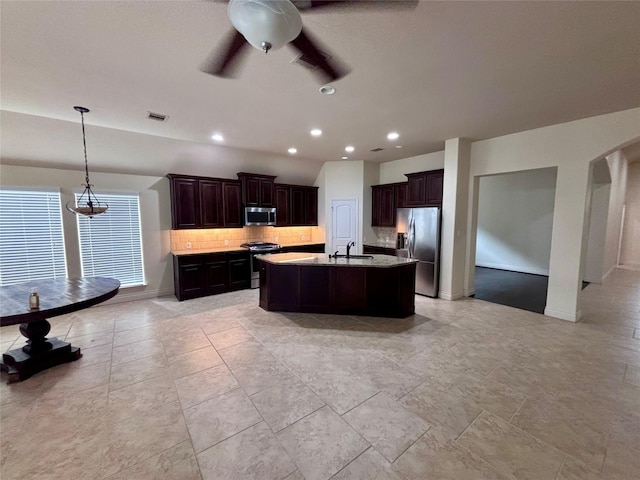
{"left": 259, "top": 262, "right": 416, "bottom": 318}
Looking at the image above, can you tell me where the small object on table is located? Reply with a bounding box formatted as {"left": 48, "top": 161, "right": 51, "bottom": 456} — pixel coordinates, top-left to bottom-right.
{"left": 29, "top": 287, "right": 40, "bottom": 311}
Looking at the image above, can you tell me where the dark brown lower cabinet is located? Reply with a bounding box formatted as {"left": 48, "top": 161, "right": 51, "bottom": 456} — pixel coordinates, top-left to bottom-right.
{"left": 259, "top": 261, "right": 416, "bottom": 318}
{"left": 363, "top": 245, "right": 397, "bottom": 255}
{"left": 174, "top": 251, "right": 250, "bottom": 301}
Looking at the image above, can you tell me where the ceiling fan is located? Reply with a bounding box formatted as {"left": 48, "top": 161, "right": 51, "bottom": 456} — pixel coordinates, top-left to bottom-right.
{"left": 201, "top": 0, "right": 416, "bottom": 83}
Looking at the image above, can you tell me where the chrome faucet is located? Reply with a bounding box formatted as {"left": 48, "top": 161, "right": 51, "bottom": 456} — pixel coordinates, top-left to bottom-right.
{"left": 346, "top": 241, "right": 355, "bottom": 257}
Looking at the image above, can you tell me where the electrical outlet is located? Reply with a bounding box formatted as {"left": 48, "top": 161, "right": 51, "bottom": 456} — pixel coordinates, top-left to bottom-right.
{"left": 186, "top": 242, "right": 192, "bottom": 249}
{"left": 301, "top": 235, "right": 306, "bottom": 241}
{"left": 224, "top": 239, "right": 229, "bottom": 246}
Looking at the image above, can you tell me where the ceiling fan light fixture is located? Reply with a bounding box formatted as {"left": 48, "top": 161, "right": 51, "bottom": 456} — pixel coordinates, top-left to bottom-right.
{"left": 319, "top": 85, "right": 336, "bottom": 95}
{"left": 228, "top": 0, "right": 302, "bottom": 52}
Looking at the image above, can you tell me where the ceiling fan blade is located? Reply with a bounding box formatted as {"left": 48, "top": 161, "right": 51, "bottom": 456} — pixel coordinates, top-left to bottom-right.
{"left": 293, "top": 0, "right": 418, "bottom": 12}
{"left": 200, "top": 29, "right": 250, "bottom": 78}
{"left": 289, "top": 27, "right": 350, "bottom": 82}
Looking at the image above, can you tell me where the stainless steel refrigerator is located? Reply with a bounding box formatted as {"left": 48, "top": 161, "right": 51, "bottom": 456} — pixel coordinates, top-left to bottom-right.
{"left": 396, "top": 207, "right": 441, "bottom": 297}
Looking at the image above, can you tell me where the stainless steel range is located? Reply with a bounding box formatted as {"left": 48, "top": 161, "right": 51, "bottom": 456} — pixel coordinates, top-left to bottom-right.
{"left": 241, "top": 241, "right": 281, "bottom": 288}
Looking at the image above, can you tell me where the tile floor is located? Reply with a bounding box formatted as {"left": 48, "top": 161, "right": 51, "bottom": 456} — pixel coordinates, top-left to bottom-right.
{"left": 1, "top": 267, "right": 638, "bottom": 479}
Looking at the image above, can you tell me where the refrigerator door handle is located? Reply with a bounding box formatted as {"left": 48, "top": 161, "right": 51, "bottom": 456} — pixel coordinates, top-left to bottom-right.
{"left": 408, "top": 215, "right": 415, "bottom": 258}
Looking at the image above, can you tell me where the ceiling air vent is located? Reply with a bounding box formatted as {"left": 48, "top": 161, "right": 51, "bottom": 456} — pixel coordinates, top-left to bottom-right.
{"left": 147, "top": 111, "right": 168, "bottom": 122}
{"left": 292, "top": 50, "right": 330, "bottom": 72}
{"left": 370, "top": 147, "right": 384, "bottom": 152}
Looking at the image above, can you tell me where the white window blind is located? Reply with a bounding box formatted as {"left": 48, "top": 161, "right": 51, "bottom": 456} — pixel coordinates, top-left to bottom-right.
{"left": 76, "top": 193, "right": 145, "bottom": 287}
{"left": 0, "top": 189, "right": 68, "bottom": 286}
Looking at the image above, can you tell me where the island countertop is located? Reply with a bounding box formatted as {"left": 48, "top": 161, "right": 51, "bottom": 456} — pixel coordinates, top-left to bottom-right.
{"left": 257, "top": 252, "right": 418, "bottom": 268}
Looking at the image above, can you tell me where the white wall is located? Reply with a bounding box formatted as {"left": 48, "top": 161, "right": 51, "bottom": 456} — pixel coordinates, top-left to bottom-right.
{"left": 583, "top": 183, "right": 611, "bottom": 282}
{"left": 467, "top": 107, "right": 640, "bottom": 321}
{"left": 379, "top": 151, "right": 445, "bottom": 184}
{"left": 476, "top": 168, "right": 557, "bottom": 276}
{"left": 0, "top": 164, "right": 173, "bottom": 304}
{"left": 603, "top": 151, "right": 628, "bottom": 276}
{"left": 315, "top": 161, "right": 365, "bottom": 253}
{"left": 620, "top": 161, "right": 640, "bottom": 266}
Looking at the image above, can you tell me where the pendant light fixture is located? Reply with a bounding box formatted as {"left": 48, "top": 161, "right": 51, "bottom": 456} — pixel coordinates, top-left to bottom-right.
{"left": 66, "top": 106, "right": 108, "bottom": 218}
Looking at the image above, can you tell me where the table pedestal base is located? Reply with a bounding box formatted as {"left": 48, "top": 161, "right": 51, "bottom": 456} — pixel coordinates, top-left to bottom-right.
{"left": 1, "top": 337, "right": 82, "bottom": 383}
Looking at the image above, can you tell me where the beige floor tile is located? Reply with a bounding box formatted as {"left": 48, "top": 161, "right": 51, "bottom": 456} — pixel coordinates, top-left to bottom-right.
{"left": 231, "top": 358, "right": 297, "bottom": 395}
{"left": 304, "top": 369, "right": 381, "bottom": 415}
{"left": 184, "top": 387, "right": 263, "bottom": 452}
{"left": 207, "top": 326, "right": 254, "bottom": 349}
{"left": 109, "top": 352, "right": 168, "bottom": 391}
{"left": 343, "top": 392, "right": 430, "bottom": 462}
{"left": 217, "top": 340, "right": 278, "bottom": 369}
{"left": 199, "top": 316, "right": 242, "bottom": 335}
{"left": 173, "top": 363, "right": 239, "bottom": 408}
{"left": 168, "top": 345, "right": 224, "bottom": 379}
{"left": 65, "top": 330, "right": 114, "bottom": 349}
{"left": 162, "top": 330, "right": 212, "bottom": 357}
{"left": 66, "top": 318, "right": 115, "bottom": 337}
{"left": 457, "top": 411, "right": 565, "bottom": 480}
{"left": 76, "top": 341, "right": 113, "bottom": 366}
{"left": 510, "top": 392, "right": 609, "bottom": 471}
{"left": 331, "top": 448, "right": 406, "bottom": 480}
{"left": 107, "top": 375, "right": 178, "bottom": 423}
{"left": 197, "top": 422, "right": 297, "bottom": 480}
{"left": 106, "top": 441, "right": 201, "bottom": 480}
{"left": 111, "top": 338, "right": 165, "bottom": 365}
{"left": 112, "top": 324, "right": 161, "bottom": 347}
{"left": 556, "top": 456, "right": 602, "bottom": 480}
{"left": 101, "top": 401, "right": 189, "bottom": 478}
{"left": 250, "top": 379, "right": 325, "bottom": 432}
{"left": 276, "top": 406, "right": 369, "bottom": 480}
{"left": 394, "top": 427, "right": 508, "bottom": 480}
{"left": 357, "top": 358, "right": 425, "bottom": 399}
{"left": 624, "top": 364, "right": 640, "bottom": 387}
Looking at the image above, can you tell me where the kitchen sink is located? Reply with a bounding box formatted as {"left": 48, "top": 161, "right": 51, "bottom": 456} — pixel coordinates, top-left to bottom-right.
{"left": 329, "top": 254, "right": 374, "bottom": 259}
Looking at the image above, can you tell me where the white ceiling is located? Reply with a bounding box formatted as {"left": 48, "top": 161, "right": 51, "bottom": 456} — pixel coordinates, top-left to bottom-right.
{"left": 1, "top": 0, "right": 639, "bottom": 177}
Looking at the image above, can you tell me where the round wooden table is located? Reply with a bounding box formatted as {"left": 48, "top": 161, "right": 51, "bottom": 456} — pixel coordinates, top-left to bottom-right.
{"left": 0, "top": 277, "right": 120, "bottom": 383}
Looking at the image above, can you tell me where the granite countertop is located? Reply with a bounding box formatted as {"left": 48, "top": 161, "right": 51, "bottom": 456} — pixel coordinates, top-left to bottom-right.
{"left": 257, "top": 252, "right": 417, "bottom": 268}
{"left": 172, "top": 246, "right": 248, "bottom": 256}
{"left": 363, "top": 241, "right": 398, "bottom": 249}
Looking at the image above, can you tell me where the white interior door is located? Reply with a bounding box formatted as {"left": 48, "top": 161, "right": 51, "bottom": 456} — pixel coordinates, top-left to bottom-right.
{"left": 331, "top": 198, "right": 358, "bottom": 255}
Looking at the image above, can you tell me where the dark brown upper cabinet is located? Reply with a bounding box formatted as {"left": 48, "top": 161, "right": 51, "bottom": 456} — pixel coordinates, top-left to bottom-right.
{"left": 274, "top": 184, "right": 290, "bottom": 227}
{"left": 274, "top": 184, "right": 318, "bottom": 227}
{"left": 371, "top": 182, "right": 407, "bottom": 227}
{"left": 405, "top": 169, "right": 444, "bottom": 207}
{"left": 168, "top": 174, "right": 242, "bottom": 229}
{"left": 237, "top": 173, "right": 276, "bottom": 207}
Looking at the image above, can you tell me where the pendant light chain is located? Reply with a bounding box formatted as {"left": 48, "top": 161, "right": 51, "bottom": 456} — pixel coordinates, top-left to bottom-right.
{"left": 80, "top": 110, "right": 91, "bottom": 186}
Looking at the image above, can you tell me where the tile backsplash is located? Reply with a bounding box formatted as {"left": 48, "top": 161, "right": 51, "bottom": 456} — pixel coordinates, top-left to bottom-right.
{"left": 171, "top": 226, "right": 320, "bottom": 251}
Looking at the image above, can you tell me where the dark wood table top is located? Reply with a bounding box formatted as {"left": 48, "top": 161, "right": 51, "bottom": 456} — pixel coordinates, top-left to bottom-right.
{"left": 0, "top": 277, "right": 120, "bottom": 326}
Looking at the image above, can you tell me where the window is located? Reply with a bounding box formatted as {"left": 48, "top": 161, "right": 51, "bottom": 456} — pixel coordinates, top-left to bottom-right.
{"left": 0, "top": 188, "right": 67, "bottom": 286}
{"left": 76, "top": 192, "right": 145, "bottom": 287}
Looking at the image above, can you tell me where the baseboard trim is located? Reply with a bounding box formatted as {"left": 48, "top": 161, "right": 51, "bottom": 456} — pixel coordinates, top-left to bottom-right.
{"left": 602, "top": 266, "right": 616, "bottom": 281}
{"left": 476, "top": 262, "right": 549, "bottom": 277}
{"left": 439, "top": 290, "right": 465, "bottom": 301}
{"left": 464, "top": 287, "right": 476, "bottom": 297}
{"left": 102, "top": 288, "right": 174, "bottom": 305}
{"left": 544, "top": 307, "right": 582, "bottom": 322}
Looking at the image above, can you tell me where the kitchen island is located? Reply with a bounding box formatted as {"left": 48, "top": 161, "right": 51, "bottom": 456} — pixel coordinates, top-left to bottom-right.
{"left": 258, "top": 253, "right": 417, "bottom": 318}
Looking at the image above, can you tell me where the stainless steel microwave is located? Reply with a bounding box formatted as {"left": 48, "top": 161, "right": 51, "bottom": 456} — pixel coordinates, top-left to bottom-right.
{"left": 244, "top": 207, "right": 276, "bottom": 226}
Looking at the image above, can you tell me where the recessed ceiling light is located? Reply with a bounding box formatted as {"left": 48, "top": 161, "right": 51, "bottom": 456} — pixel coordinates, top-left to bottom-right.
{"left": 345, "top": 145, "right": 355, "bottom": 153}
{"left": 395, "top": 145, "right": 403, "bottom": 149}
{"left": 341, "top": 156, "right": 348, "bottom": 160}
{"left": 319, "top": 85, "right": 336, "bottom": 95}
{"left": 310, "top": 129, "right": 322, "bottom": 137}
{"left": 387, "top": 132, "right": 399, "bottom": 141}
{"left": 211, "top": 133, "right": 224, "bottom": 142}
{"left": 288, "top": 147, "right": 297, "bottom": 154}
